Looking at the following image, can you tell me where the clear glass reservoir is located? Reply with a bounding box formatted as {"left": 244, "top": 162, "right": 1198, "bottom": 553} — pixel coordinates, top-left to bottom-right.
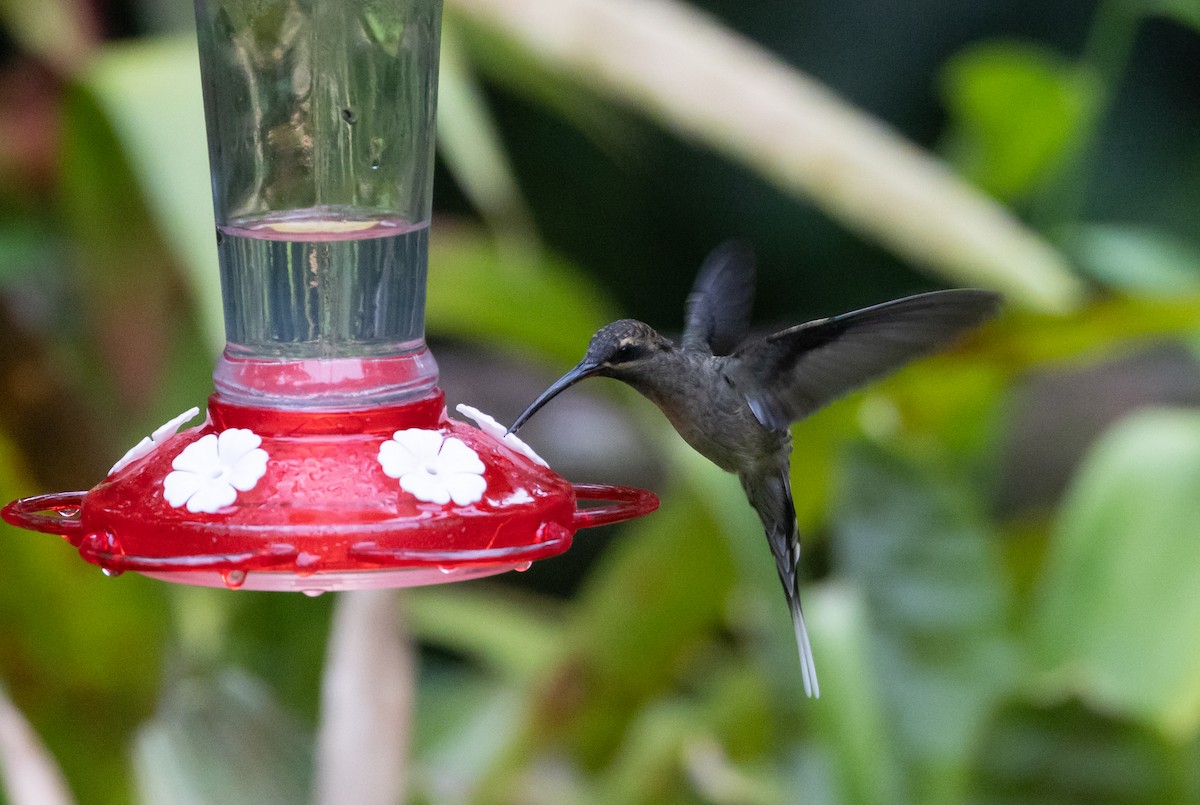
{"left": 193, "top": 0, "right": 443, "bottom": 407}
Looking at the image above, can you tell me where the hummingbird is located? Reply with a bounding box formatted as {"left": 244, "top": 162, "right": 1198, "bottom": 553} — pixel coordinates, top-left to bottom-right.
{"left": 508, "top": 243, "right": 1001, "bottom": 697}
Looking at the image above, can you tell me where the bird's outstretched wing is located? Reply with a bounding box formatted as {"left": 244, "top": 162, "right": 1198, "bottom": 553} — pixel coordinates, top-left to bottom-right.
{"left": 728, "top": 289, "right": 1001, "bottom": 431}
{"left": 682, "top": 241, "right": 757, "bottom": 356}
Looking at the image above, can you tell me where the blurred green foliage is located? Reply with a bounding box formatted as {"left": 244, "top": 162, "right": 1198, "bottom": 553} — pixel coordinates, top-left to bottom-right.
{"left": 2, "top": 0, "right": 1200, "bottom": 803}
{"left": 940, "top": 41, "right": 1095, "bottom": 203}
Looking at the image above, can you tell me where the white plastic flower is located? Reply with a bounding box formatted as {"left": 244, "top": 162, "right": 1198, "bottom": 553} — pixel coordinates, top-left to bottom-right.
{"left": 163, "top": 429, "right": 269, "bottom": 514}
{"left": 109, "top": 406, "right": 201, "bottom": 476}
{"left": 378, "top": 429, "right": 487, "bottom": 505}
{"left": 454, "top": 404, "right": 548, "bottom": 467}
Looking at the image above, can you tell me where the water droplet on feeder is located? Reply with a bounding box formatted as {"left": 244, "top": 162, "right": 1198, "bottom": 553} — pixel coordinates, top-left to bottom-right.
{"left": 101, "top": 567, "right": 123, "bottom": 578}
{"left": 303, "top": 589, "right": 325, "bottom": 598}
{"left": 222, "top": 569, "right": 247, "bottom": 589}
{"left": 437, "top": 565, "right": 454, "bottom": 575}
{"left": 515, "top": 561, "right": 532, "bottom": 572}
{"left": 294, "top": 552, "right": 321, "bottom": 577}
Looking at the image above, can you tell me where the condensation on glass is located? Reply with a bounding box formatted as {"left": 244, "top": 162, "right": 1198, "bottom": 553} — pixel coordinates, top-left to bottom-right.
{"left": 193, "top": 0, "right": 443, "bottom": 407}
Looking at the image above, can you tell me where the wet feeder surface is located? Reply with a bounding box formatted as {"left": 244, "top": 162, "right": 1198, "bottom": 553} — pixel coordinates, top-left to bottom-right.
{"left": 3, "top": 391, "right": 657, "bottom": 591}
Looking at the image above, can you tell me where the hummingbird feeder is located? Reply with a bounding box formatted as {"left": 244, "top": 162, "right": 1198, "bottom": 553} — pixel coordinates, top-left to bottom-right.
{"left": 3, "top": 0, "right": 657, "bottom": 592}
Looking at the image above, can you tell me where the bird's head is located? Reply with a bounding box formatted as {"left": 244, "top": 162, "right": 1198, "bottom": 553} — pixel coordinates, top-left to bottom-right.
{"left": 582, "top": 319, "right": 673, "bottom": 374}
{"left": 507, "top": 319, "right": 672, "bottom": 433}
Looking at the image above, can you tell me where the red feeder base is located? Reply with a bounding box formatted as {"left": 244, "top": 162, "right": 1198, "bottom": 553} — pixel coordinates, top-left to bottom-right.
{"left": 2, "top": 391, "right": 657, "bottom": 592}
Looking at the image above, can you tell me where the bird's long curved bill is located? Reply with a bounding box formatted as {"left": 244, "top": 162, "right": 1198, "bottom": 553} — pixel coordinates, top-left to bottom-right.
{"left": 507, "top": 360, "right": 602, "bottom": 434}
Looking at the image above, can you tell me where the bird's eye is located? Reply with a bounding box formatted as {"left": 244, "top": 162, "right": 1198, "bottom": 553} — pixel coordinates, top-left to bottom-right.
{"left": 613, "top": 344, "right": 637, "bottom": 363}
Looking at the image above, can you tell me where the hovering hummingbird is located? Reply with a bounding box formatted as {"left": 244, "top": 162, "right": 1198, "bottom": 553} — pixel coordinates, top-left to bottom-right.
{"left": 508, "top": 243, "right": 1001, "bottom": 697}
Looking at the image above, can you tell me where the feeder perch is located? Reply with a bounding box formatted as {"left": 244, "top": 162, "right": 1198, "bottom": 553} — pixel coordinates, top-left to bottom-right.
{"left": 2, "top": 0, "right": 657, "bottom": 591}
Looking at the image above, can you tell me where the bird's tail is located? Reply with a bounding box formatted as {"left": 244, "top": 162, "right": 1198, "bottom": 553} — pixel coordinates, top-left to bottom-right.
{"left": 740, "top": 471, "right": 820, "bottom": 698}
{"left": 790, "top": 591, "right": 819, "bottom": 699}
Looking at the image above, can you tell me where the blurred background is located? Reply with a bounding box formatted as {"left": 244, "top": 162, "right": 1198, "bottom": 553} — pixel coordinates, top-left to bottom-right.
{"left": 3, "top": 0, "right": 1200, "bottom": 802}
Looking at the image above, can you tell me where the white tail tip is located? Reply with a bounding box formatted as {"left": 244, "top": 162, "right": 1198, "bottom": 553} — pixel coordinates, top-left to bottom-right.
{"left": 793, "top": 604, "right": 820, "bottom": 698}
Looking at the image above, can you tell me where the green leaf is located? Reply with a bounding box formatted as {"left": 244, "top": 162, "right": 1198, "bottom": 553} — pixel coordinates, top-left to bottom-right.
{"left": 59, "top": 74, "right": 219, "bottom": 452}
{"left": 788, "top": 401, "right": 862, "bottom": 533}
{"left": 1149, "top": 0, "right": 1200, "bottom": 31}
{"left": 594, "top": 671, "right": 784, "bottom": 804}
{"left": 437, "top": 22, "right": 540, "bottom": 246}
{"left": 0, "top": 218, "right": 58, "bottom": 287}
{"left": 467, "top": 480, "right": 737, "bottom": 795}
{"left": 132, "top": 670, "right": 313, "bottom": 805}
{"left": 0, "top": 431, "right": 169, "bottom": 805}
{"left": 592, "top": 698, "right": 702, "bottom": 804}
{"left": 0, "top": 683, "right": 76, "bottom": 805}
{"left": 832, "top": 446, "right": 1018, "bottom": 804}
{"left": 445, "top": 5, "right": 635, "bottom": 155}
{"left": 804, "top": 583, "right": 905, "bottom": 805}
{"left": 221, "top": 589, "right": 332, "bottom": 721}
{"left": 556, "top": 482, "right": 737, "bottom": 761}
{"left": 411, "top": 670, "right": 525, "bottom": 798}
{"left": 59, "top": 82, "right": 180, "bottom": 410}
{"left": 941, "top": 41, "right": 1096, "bottom": 202}
{"left": 1065, "top": 223, "right": 1200, "bottom": 296}
{"left": 983, "top": 294, "right": 1200, "bottom": 369}
{"left": 427, "top": 227, "right": 618, "bottom": 364}
{"left": 970, "top": 698, "right": 1198, "bottom": 803}
{"left": 1033, "top": 409, "right": 1200, "bottom": 738}
{"left": 78, "top": 36, "right": 224, "bottom": 351}
{"left": 448, "top": 0, "right": 1083, "bottom": 311}
{"left": 408, "top": 584, "right": 564, "bottom": 681}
